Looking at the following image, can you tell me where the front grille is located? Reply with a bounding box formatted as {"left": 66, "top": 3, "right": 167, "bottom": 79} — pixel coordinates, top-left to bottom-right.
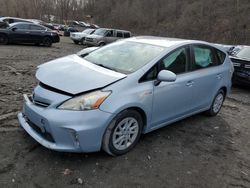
{"left": 232, "top": 62, "right": 241, "bottom": 67}
{"left": 29, "top": 95, "right": 50, "bottom": 108}
{"left": 25, "top": 116, "right": 55, "bottom": 143}
{"left": 231, "top": 58, "right": 250, "bottom": 72}
{"left": 39, "top": 82, "right": 73, "bottom": 96}
{"left": 245, "top": 64, "right": 250, "bottom": 69}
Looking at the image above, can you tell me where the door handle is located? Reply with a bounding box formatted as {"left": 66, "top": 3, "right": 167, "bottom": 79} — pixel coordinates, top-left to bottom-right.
{"left": 186, "top": 81, "right": 194, "bottom": 87}
{"left": 25, "top": 32, "right": 30, "bottom": 34}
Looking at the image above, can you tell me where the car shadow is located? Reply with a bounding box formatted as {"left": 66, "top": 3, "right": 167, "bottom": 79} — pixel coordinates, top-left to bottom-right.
{"left": 24, "top": 112, "right": 233, "bottom": 160}
{"left": 14, "top": 112, "right": 238, "bottom": 187}
{"left": 4, "top": 43, "right": 53, "bottom": 48}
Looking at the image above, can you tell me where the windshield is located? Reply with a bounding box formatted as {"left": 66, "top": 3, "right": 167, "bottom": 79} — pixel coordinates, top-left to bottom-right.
{"left": 84, "top": 41, "right": 165, "bottom": 74}
{"left": 93, "top": 28, "right": 107, "bottom": 36}
{"left": 83, "top": 29, "right": 94, "bottom": 34}
{"left": 236, "top": 47, "right": 250, "bottom": 60}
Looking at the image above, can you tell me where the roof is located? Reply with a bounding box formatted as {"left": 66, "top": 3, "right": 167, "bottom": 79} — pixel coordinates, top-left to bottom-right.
{"left": 97, "top": 28, "right": 131, "bottom": 33}
{"left": 126, "top": 36, "right": 195, "bottom": 48}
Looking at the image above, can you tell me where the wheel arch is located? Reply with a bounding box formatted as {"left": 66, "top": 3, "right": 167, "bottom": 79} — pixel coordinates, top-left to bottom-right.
{"left": 220, "top": 86, "right": 227, "bottom": 96}
{"left": 125, "top": 107, "right": 147, "bottom": 132}
{"left": 101, "top": 106, "right": 148, "bottom": 155}
{"left": 98, "top": 41, "right": 105, "bottom": 46}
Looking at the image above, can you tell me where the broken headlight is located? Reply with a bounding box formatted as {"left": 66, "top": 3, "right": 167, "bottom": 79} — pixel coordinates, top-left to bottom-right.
{"left": 58, "top": 90, "right": 111, "bottom": 111}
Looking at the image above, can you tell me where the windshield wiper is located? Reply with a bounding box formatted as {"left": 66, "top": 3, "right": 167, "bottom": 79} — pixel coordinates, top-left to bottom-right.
{"left": 96, "top": 64, "right": 118, "bottom": 72}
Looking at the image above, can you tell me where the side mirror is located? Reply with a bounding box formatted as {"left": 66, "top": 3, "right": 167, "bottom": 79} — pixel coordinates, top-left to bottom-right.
{"left": 11, "top": 27, "right": 17, "bottom": 31}
{"left": 155, "top": 70, "right": 176, "bottom": 86}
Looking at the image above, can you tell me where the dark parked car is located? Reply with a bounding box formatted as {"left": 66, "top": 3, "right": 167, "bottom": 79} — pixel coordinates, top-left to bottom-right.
{"left": 0, "top": 17, "right": 33, "bottom": 24}
{"left": 0, "top": 22, "right": 60, "bottom": 47}
{"left": 0, "top": 21, "right": 8, "bottom": 28}
{"left": 64, "top": 27, "right": 79, "bottom": 36}
{"left": 230, "top": 46, "right": 250, "bottom": 86}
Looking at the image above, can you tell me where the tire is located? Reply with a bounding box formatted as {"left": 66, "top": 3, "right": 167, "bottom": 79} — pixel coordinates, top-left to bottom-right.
{"left": 0, "top": 34, "right": 8, "bottom": 45}
{"left": 205, "top": 89, "right": 225, "bottom": 116}
{"left": 35, "top": 43, "right": 40, "bottom": 46}
{"left": 43, "top": 37, "right": 52, "bottom": 47}
{"left": 74, "top": 41, "right": 79, "bottom": 44}
{"left": 102, "top": 109, "right": 143, "bottom": 156}
{"left": 99, "top": 42, "right": 105, "bottom": 46}
{"left": 80, "top": 38, "right": 85, "bottom": 45}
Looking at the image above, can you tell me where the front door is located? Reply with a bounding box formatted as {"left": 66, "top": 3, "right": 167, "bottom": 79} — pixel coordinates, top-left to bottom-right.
{"left": 150, "top": 46, "right": 194, "bottom": 128}
{"left": 9, "top": 24, "right": 30, "bottom": 43}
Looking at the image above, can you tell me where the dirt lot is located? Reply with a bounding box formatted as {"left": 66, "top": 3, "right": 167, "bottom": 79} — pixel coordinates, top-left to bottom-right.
{"left": 0, "top": 37, "right": 249, "bottom": 188}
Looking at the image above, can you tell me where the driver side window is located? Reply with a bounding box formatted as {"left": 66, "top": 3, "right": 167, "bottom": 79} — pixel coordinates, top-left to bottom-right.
{"left": 106, "top": 30, "right": 113, "bottom": 37}
{"left": 13, "top": 24, "right": 29, "bottom": 30}
{"left": 159, "top": 47, "right": 189, "bottom": 74}
{"left": 139, "top": 46, "right": 190, "bottom": 82}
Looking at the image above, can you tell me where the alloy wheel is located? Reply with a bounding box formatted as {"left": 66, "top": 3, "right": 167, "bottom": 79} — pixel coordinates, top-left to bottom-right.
{"left": 112, "top": 117, "right": 139, "bottom": 151}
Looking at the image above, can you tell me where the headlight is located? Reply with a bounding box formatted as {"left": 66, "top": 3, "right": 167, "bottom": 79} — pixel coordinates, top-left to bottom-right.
{"left": 58, "top": 90, "right": 111, "bottom": 111}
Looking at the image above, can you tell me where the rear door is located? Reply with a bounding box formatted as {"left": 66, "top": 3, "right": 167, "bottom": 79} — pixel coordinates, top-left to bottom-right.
{"left": 188, "top": 44, "right": 225, "bottom": 111}
{"left": 29, "top": 24, "right": 47, "bottom": 43}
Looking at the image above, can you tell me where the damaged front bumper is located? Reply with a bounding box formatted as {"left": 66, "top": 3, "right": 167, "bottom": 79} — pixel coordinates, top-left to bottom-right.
{"left": 18, "top": 94, "right": 114, "bottom": 153}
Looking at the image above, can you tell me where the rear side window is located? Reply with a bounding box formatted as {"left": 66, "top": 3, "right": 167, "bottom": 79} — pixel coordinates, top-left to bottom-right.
{"left": 124, "top": 32, "right": 130, "bottom": 38}
{"left": 116, "top": 31, "right": 123, "bottom": 38}
{"left": 216, "top": 49, "right": 226, "bottom": 65}
{"left": 30, "top": 25, "right": 45, "bottom": 30}
{"left": 13, "top": 24, "right": 29, "bottom": 30}
{"left": 192, "top": 45, "right": 217, "bottom": 70}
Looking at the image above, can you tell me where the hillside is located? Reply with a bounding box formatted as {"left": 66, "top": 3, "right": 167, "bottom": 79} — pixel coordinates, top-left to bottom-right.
{"left": 1, "top": 0, "right": 249, "bottom": 44}
{"left": 84, "top": 0, "right": 250, "bottom": 44}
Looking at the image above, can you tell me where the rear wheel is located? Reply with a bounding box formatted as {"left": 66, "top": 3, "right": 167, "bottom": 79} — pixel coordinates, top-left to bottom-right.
{"left": 43, "top": 37, "right": 52, "bottom": 47}
{"left": 102, "top": 110, "right": 143, "bottom": 156}
{"left": 0, "top": 34, "right": 8, "bottom": 45}
{"left": 205, "top": 89, "right": 225, "bottom": 116}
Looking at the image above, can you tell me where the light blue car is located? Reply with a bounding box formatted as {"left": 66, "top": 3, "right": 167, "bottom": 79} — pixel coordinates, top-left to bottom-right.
{"left": 18, "top": 36, "right": 234, "bottom": 156}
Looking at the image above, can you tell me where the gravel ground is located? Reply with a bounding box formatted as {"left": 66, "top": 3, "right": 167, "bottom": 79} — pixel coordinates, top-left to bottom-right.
{"left": 0, "top": 37, "right": 249, "bottom": 188}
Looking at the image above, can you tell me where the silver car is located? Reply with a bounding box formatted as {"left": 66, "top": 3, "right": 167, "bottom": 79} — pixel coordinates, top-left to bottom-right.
{"left": 70, "top": 28, "right": 95, "bottom": 45}
{"left": 85, "top": 28, "right": 131, "bottom": 46}
{"left": 18, "top": 36, "right": 233, "bottom": 156}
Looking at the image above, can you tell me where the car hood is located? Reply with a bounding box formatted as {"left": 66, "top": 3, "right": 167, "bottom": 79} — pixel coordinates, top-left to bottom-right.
{"left": 72, "top": 32, "right": 88, "bottom": 36}
{"left": 86, "top": 34, "right": 102, "bottom": 39}
{"left": 36, "top": 54, "right": 126, "bottom": 95}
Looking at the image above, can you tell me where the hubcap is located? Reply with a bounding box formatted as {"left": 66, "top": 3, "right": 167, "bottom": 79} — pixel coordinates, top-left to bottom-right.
{"left": 112, "top": 117, "right": 139, "bottom": 151}
{"left": 0, "top": 36, "right": 6, "bottom": 44}
{"left": 44, "top": 39, "right": 50, "bottom": 46}
{"left": 213, "top": 93, "right": 224, "bottom": 113}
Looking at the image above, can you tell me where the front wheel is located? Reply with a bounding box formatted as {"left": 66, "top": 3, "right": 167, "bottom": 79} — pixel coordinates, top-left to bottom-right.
{"left": 0, "top": 34, "right": 8, "bottom": 45}
{"left": 206, "top": 89, "right": 225, "bottom": 116}
{"left": 74, "top": 41, "right": 79, "bottom": 44}
{"left": 102, "top": 110, "right": 143, "bottom": 156}
{"left": 80, "top": 38, "right": 85, "bottom": 45}
{"left": 43, "top": 37, "right": 52, "bottom": 47}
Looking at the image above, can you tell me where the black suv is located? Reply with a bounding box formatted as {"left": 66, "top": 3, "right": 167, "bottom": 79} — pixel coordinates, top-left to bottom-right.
{"left": 230, "top": 46, "right": 250, "bottom": 86}
{"left": 0, "top": 22, "right": 60, "bottom": 47}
